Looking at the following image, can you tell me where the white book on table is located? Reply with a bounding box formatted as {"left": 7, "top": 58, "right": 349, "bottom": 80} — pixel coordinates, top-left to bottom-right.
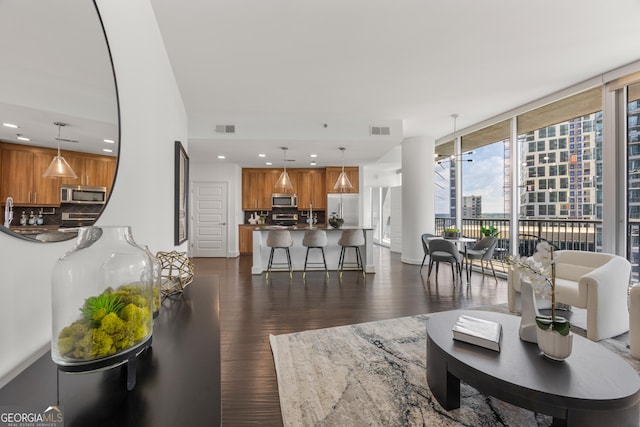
{"left": 452, "top": 315, "right": 502, "bottom": 352}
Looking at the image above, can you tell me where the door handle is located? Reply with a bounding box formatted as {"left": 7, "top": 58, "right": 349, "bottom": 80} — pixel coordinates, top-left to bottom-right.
{"left": 219, "top": 222, "right": 226, "bottom": 226}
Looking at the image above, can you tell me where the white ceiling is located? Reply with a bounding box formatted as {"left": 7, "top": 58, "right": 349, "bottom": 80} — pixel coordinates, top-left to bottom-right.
{"left": 149, "top": 0, "right": 640, "bottom": 169}
{"left": 3, "top": 1, "right": 640, "bottom": 170}
{"left": 0, "top": 0, "right": 119, "bottom": 157}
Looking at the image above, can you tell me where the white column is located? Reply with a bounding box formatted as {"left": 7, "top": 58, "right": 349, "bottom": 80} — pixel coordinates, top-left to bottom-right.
{"left": 401, "top": 135, "right": 435, "bottom": 264}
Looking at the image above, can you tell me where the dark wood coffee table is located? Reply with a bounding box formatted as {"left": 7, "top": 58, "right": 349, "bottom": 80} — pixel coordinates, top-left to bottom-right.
{"left": 426, "top": 310, "right": 640, "bottom": 426}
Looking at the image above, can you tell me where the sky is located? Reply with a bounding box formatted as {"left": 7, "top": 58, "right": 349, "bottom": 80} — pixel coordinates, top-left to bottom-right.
{"left": 435, "top": 141, "right": 506, "bottom": 216}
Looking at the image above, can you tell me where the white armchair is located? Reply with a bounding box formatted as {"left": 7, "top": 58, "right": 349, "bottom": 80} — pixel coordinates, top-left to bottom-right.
{"left": 630, "top": 285, "right": 640, "bottom": 359}
{"left": 508, "top": 250, "right": 631, "bottom": 342}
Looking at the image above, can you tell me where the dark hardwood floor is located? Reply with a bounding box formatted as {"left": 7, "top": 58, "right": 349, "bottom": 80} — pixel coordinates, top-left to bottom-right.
{"left": 193, "top": 245, "right": 509, "bottom": 426}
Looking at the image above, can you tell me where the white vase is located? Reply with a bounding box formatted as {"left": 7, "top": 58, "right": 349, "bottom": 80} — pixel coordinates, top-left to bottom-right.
{"left": 536, "top": 327, "right": 573, "bottom": 361}
{"left": 519, "top": 281, "right": 540, "bottom": 343}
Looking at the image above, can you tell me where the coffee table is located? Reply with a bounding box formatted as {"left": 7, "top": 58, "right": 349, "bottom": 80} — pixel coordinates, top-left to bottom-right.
{"left": 426, "top": 310, "right": 640, "bottom": 426}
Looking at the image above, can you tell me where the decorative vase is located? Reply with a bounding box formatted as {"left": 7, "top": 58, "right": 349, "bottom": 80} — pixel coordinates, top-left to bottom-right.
{"left": 536, "top": 327, "right": 573, "bottom": 361}
{"left": 51, "top": 226, "right": 154, "bottom": 377}
{"left": 328, "top": 217, "right": 344, "bottom": 228}
{"left": 144, "top": 245, "right": 162, "bottom": 318}
{"left": 519, "top": 281, "right": 540, "bottom": 343}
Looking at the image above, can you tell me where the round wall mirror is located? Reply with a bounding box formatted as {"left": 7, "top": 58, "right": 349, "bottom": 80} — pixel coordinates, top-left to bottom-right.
{"left": 0, "top": 0, "right": 119, "bottom": 242}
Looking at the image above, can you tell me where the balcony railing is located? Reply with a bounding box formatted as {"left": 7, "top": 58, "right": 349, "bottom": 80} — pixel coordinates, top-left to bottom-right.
{"left": 434, "top": 217, "right": 602, "bottom": 275}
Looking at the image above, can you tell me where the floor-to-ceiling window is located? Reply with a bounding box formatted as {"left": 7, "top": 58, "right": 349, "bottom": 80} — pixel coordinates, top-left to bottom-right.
{"left": 515, "top": 88, "right": 603, "bottom": 251}
{"left": 627, "top": 81, "right": 640, "bottom": 283}
{"left": 371, "top": 186, "right": 392, "bottom": 247}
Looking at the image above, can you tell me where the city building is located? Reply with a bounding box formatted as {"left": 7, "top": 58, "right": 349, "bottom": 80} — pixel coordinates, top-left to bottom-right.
{"left": 463, "top": 195, "right": 482, "bottom": 218}
{"left": 518, "top": 113, "right": 601, "bottom": 220}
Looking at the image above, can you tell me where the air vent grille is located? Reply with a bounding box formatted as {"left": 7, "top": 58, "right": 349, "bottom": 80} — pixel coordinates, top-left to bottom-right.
{"left": 370, "top": 126, "right": 390, "bottom": 136}
{"left": 215, "top": 124, "right": 236, "bottom": 134}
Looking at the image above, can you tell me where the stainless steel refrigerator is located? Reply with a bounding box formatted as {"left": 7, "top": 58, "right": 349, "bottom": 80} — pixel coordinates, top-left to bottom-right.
{"left": 327, "top": 194, "right": 359, "bottom": 226}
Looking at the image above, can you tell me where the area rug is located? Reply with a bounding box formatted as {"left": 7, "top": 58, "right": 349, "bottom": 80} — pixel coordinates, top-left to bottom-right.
{"left": 270, "top": 310, "right": 640, "bottom": 427}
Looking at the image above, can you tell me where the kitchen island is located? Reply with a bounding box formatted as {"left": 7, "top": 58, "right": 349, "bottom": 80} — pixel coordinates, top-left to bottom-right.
{"left": 252, "top": 226, "right": 374, "bottom": 275}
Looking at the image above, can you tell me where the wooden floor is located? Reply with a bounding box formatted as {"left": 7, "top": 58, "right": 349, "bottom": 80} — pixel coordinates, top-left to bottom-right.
{"left": 193, "top": 246, "right": 509, "bottom": 426}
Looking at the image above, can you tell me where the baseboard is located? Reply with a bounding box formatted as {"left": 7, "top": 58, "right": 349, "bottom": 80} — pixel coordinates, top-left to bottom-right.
{"left": 0, "top": 342, "right": 49, "bottom": 389}
{"left": 400, "top": 256, "right": 422, "bottom": 265}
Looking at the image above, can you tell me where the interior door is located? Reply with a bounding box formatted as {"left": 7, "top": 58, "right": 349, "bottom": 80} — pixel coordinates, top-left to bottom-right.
{"left": 192, "top": 181, "right": 227, "bottom": 257}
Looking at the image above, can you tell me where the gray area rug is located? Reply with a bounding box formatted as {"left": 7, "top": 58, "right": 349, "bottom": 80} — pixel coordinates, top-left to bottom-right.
{"left": 270, "top": 308, "right": 640, "bottom": 426}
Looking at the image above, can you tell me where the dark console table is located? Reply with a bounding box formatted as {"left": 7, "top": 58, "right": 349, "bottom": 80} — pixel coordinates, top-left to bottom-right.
{"left": 0, "top": 275, "right": 220, "bottom": 427}
{"left": 427, "top": 310, "right": 640, "bottom": 426}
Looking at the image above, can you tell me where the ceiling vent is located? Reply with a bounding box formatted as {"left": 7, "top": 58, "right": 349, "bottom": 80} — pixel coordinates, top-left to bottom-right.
{"left": 215, "top": 124, "right": 236, "bottom": 134}
{"left": 370, "top": 126, "right": 390, "bottom": 136}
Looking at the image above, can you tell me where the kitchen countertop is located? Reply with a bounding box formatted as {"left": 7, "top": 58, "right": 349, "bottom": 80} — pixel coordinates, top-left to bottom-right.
{"left": 7, "top": 225, "right": 79, "bottom": 241}
{"left": 253, "top": 225, "right": 372, "bottom": 231}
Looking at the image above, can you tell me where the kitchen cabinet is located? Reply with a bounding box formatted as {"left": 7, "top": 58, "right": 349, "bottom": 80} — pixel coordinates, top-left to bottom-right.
{"left": 296, "top": 169, "right": 326, "bottom": 209}
{"left": 0, "top": 144, "right": 61, "bottom": 206}
{"left": 60, "top": 152, "right": 117, "bottom": 190}
{"left": 325, "top": 166, "right": 359, "bottom": 194}
{"left": 239, "top": 225, "right": 257, "bottom": 254}
{"left": 242, "top": 169, "right": 287, "bottom": 210}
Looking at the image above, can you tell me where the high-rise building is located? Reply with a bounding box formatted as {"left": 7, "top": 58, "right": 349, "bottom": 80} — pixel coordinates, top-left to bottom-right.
{"left": 519, "top": 112, "right": 602, "bottom": 220}
{"left": 463, "top": 195, "right": 482, "bottom": 218}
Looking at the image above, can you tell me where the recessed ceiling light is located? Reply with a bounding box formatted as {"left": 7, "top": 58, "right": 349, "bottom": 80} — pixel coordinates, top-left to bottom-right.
{"left": 104, "top": 139, "right": 115, "bottom": 144}
{"left": 16, "top": 134, "right": 30, "bottom": 141}
{"left": 258, "top": 153, "right": 266, "bottom": 158}
{"left": 102, "top": 148, "right": 113, "bottom": 153}
{"left": 310, "top": 161, "right": 316, "bottom": 166}
{"left": 218, "top": 155, "right": 226, "bottom": 159}
{"left": 266, "top": 162, "right": 272, "bottom": 166}
{"left": 2, "top": 123, "right": 18, "bottom": 128}
{"left": 310, "top": 154, "right": 318, "bottom": 158}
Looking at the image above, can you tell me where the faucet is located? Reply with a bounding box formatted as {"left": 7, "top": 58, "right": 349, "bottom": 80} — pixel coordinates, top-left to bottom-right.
{"left": 4, "top": 197, "right": 13, "bottom": 228}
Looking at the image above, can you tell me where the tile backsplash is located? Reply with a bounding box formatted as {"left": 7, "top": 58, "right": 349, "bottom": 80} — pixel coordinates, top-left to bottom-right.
{"left": 9, "top": 204, "right": 103, "bottom": 227}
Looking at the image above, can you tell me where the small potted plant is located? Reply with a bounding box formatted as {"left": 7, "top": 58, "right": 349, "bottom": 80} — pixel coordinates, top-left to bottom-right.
{"left": 328, "top": 212, "right": 344, "bottom": 228}
{"left": 443, "top": 227, "right": 460, "bottom": 239}
{"left": 509, "top": 241, "right": 572, "bottom": 360}
{"left": 480, "top": 225, "right": 499, "bottom": 237}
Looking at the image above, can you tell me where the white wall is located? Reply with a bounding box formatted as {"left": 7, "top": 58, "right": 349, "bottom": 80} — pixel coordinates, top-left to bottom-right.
{"left": 190, "top": 162, "right": 242, "bottom": 256}
{"left": 0, "top": 0, "right": 187, "bottom": 386}
{"left": 390, "top": 186, "right": 402, "bottom": 253}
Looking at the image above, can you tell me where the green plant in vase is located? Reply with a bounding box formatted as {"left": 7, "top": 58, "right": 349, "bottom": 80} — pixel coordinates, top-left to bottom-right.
{"left": 81, "top": 293, "right": 125, "bottom": 325}
{"left": 57, "top": 284, "right": 152, "bottom": 361}
{"left": 509, "top": 241, "right": 570, "bottom": 335}
{"left": 480, "top": 225, "right": 499, "bottom": 237}
{"left": 328, "top": 212, "right": 344, "bottom": 228}
{"left": 443, "top": 227, "right": 460, "bottom": 238}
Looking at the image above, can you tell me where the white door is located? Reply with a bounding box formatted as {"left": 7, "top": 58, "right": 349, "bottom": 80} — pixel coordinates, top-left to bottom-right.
{"left": 192, "top": 181, "right": 227, "bottom": 257}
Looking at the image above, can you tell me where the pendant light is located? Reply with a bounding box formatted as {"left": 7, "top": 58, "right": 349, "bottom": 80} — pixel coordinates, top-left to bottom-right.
{"left": 42, "top": 122, "right": 78, "bottom": 179}
{"left": 333, "top": 147, "right": 353, "bottom": 191}
{"left": 274, "top": 147, "right": 293, "bottom": 192}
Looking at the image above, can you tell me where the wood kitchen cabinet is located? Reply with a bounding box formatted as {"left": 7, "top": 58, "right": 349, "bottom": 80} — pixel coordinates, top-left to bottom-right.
{"left": 60, "top": 152, "right": 117, "bottom": 190}
{"left": 296, "top": 169, "right": 326, "bottom": 209}
{"left": 0, "top": 142, "right": 117, "bottom": 206}
{"left": 0, "top": 144, "right": 60, "bottom": 206}
{"left": 242, "top": 169, "right": 286, "bottom": 210}
{"left": 239, "top": 225, "right": 257, "bottom": 254}
{"left": 325, "top": 166, "right": 359, "bottom": 193}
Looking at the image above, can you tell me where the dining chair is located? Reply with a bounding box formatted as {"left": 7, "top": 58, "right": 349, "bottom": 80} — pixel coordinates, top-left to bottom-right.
{"left": 465, "top": 236, "right": 498, "bottom": 281}
{"left": 420, "top": 233, "right": 435, "bottom": 271}
{"left": 427, "top": 238, "right": 463, "bottom": 281}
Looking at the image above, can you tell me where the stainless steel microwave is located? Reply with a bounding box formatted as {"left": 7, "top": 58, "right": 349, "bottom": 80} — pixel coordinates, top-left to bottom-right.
{"left": 271, "top": 193, "right": 298, "bottom": 208}
{"left": 61, "top": 184, "right": 107, "bottom": 204}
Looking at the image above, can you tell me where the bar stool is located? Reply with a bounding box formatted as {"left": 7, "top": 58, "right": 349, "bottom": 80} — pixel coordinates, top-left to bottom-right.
{"left": 302, "top": 229, "right": 328, "bottom": 278}
{"left": 266, "top": 229, "right": 293, "bottom": 278}
{"left": 337, "top": 229, "right": 365, "bottom": 278}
